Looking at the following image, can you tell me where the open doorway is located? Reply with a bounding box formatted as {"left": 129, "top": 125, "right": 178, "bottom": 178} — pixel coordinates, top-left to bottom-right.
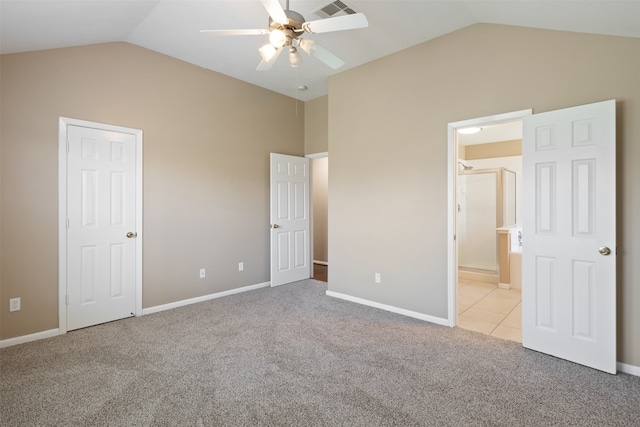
{"left": 446, "top": 108, "right": 532, "bottom": 341}
{"left": 309, "top": 154, "right": 328, "bottom": 282}
{"left": 456, "top": 121, "right": 523, "bottom": 342}
{"left": 448, "top": 102, "right": 617, "bottom": 373}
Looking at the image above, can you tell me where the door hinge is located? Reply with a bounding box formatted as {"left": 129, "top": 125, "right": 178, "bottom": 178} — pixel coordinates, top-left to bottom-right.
{"left": 67, "top": 218, "right": 70, "bottom": 229}
{"left": 65, "top": 294, "right": 69, "bottom": 305}
{"left": 66, "top": 141, "right": 70, "bottom": 153}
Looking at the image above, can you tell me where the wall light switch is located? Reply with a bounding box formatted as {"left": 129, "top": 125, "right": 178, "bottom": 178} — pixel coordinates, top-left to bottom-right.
{"left": 375, "top": 273, "right": 381, "bottom": 284}
{"left": 199, "top": 268, "right": 206, "bottom": 279}
{"left": 238, "top": 262, "right": 244, "bottom": 272}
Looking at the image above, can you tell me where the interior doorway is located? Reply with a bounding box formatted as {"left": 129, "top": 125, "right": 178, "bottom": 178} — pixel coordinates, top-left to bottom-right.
{"left": 446, "top": 109, "right": 532, "bottom": 339}
{"left": 456, "top": 121, "right": 523, "bottom": 342}
{"left": 309, "top": 153, "right": 328, "bottom": 282}
{"left": 449, "top": 101, "right": 617, "bottom": 373}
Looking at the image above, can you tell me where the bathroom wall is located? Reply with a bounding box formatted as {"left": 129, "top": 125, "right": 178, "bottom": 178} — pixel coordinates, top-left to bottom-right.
{"left": 465, "top": 139, "right": 521, "bottom": 159}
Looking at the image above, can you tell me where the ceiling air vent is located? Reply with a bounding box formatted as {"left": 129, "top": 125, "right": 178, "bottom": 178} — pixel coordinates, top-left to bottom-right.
{"left": 314, "top": 0, "right": 359, "bottom": 19}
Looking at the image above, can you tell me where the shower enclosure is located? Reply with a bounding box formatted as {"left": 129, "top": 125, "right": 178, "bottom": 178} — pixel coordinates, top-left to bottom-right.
{"left": 458, "top": 168, "right": 517, "bottom": 274}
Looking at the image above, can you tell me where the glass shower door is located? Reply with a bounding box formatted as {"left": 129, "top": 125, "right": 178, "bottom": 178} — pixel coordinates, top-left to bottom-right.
{"left": 458, "top": 172, "right": 498, "bottom": 272}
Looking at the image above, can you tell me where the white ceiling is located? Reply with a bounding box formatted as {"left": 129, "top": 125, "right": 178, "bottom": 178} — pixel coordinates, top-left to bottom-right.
{"left": 458, "top": 121, "right": 523, "bottom": 146}
{"left": 1, "top": 0, "right": 639, "bottom": 101}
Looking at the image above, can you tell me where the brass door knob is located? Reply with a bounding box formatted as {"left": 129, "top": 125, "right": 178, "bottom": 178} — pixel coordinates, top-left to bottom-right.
{"left": 598, "top": 246, "right": 611, "bottom": 256}
{"left": 126, "top": 232, "right": 137, "bottom": 238}
{"left": 272, "top": 224, "right": 279, "bottom": 229}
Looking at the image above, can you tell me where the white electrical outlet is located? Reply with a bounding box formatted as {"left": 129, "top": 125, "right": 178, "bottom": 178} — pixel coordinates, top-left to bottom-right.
{"left": 199, "top": 268, "right": 206, "bottom": 279}
{"left": 238, "top": 262, "right": 244, "bottom": 272}
{"left": 9, "top": 297, "right": 21, "bottom": 312}
{"left": 375, "top": 273, "right": 381, "bottom": 283}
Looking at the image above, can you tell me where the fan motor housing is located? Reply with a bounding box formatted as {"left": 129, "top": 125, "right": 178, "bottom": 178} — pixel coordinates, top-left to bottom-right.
{"left": 269, "top": 9, "right": 305, "bottom": 35}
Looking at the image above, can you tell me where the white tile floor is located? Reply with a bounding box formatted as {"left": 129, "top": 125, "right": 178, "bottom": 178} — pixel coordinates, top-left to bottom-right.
{"left": 458, "top": 278, "right": 522, "bottom": 343}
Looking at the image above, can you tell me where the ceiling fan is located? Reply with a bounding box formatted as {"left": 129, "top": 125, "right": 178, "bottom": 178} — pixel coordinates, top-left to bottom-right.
{"left": 200, "top": 0, "right": 368, "bottom": 70}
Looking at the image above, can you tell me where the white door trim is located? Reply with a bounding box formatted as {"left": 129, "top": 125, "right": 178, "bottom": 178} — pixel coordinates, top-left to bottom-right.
{"left": 58, "top": 117, "right": 143, "bottom": 334}
{"left": 306, "top": 151, "right": 328, "bottom": 159}
{"left": 447, "top": 109, "right": 533, "bottom": 326}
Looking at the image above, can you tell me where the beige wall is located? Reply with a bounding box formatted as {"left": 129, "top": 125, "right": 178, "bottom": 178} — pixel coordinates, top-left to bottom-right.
{"left": 306, "top": 96, "right": 329, "bottom": 264}
{"left": 465, "top": 139, "right": 522, "bottom": 160}
{"left": 329, "top": 24, "right": 640, "bottom": 365}
{"left": 457, "top": 144, "right": 466, "bottom": 160}
{"left": 0, "top": 57, "right": 3, "bottom": 336}
{"left": 304, "top": 96, "right": 328, "bottom": 154}
{"left": 312, "top": 157, "right": 328, "bottom": 263}
{"left": 0, "top": 42, "right": 304, "bottom": 339}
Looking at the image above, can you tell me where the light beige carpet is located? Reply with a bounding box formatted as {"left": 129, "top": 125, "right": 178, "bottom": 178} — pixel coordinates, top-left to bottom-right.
{"left": 2, "top": 280, "right": 639, "bottom": 426}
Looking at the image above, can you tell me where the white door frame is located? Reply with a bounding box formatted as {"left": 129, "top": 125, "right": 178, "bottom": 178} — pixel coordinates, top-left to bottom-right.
{"left": 447, "top": 109, "right": 532, "bottom": 326}
{"left": 58, "top": 117, "right": 143, "bottom": 334}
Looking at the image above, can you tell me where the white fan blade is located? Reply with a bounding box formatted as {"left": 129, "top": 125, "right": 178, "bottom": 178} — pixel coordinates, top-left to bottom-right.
{"left": 303, "top": 13, "right": 368, "bottom": 34}
{"left": 200, "top": 29, "right": 269, "bottom": 36}
{"left": 257, "top": 47, "right": 283, "bottom": 70}
{"left": 313, "top": 45, "right": 345, "bottom": 70}
{"left": 261, "top": 0, "right": 288, "bottom": 25}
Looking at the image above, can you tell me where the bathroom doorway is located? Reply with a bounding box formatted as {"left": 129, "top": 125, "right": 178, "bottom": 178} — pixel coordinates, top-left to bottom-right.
{"left": 455, "top": 120, "right": 524, "bottom": 342}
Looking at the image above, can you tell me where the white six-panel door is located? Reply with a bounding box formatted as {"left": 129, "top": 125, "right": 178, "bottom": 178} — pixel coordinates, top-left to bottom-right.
{"left": 270, "top": 153, "right": 310, "bottom": 287}
{"left": 522, "top": 100, "right": 616, "bottom": 373}
{"left": 66, "top": 125, "right": 138, "bottom": 330}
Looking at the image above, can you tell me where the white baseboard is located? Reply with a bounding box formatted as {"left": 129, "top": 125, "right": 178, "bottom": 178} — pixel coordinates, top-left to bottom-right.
{"left": 313, "top": 260, "right": 328, "bottom": 266}
{"left": 617, "top": 362, "right": 640, "bottom": 377}
{"left": 0, "top": 328, "right": 60, "bottom": 349}
{"left": 326, "top": 290, "right": 450, "bottom": 326}
{"left": 3, "top": 285, "right": 638, "bottom": 380}
{"left": 142, "top": 281, "right": 271, "bottom": 315}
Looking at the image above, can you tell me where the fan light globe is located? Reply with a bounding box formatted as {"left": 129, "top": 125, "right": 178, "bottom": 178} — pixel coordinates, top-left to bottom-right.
{"left": 269, "top": 29, "right": 286, "bottom": 48}
{"left": 259, "top": 44, "right": 278, "bottom": 62}
{"left": 288, "top": 47, "right": 302, "bottom": 67}
{"left": 299, "top": 38, "right": 317, "bottom": 56}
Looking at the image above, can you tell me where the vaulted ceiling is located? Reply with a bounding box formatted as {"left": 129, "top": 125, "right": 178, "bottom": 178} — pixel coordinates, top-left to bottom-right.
{"left": 1, "top": 1, "right": 639, "bottom": 101}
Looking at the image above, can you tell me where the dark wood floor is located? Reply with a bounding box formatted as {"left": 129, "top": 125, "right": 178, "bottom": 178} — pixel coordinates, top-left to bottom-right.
{"left": 313, "top": 263, "right": 328, "bottom": 282}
